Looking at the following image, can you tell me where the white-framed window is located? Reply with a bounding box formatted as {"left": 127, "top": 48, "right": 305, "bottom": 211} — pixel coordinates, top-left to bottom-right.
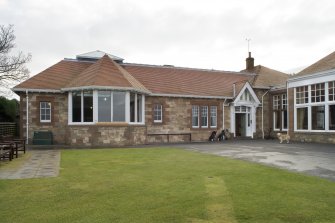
{"left": 328, "top": 81, "right": 335, "bottom": 101}
{"left": 273, "top": 95, "right": 280, "bottom": 110}
{"left": 153, "top": 104, "right": 162, "bottom": 123}
{"left": 296, "top": 86, "right": 308, "bottom": 104}
{"left": 210, "top": 106, "right": 217, "bottom": 128}
{"left": 201, "top": 106, "right": 208, "bottom": 128}
{"left": 192, "top": 105, "right": 199, "bottom": 128}
{"left": 40, "top": 101, "right": 51, "bottom": 122}
{"left": 311, "top": 83, "right": 325, "bottom": 103}
{"left": 69, "top": 90, "right": 144, "bottom": 124}
{"left": 294, "top": 81, "right": 335, "bottom": 132}
{"left": 72, "top": 91, "right": 93, "bottom": 123}
{"left": 273, "top": 94, "right": 287, "bottom": 130}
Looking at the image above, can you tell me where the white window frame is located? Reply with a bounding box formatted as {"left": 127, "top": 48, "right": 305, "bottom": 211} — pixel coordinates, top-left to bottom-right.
{"left": 40, "top": 101, "right": 51, "bottom": 123}
{"left": 201, "top": 106, "right": 208, "bottom": 128}
{"left": 294, "top": 81, "right": 335, "bottom": 132}
{"left": 192, "top": 105, "right": 199, "bottom": 128}
{"left": 210, "top": 106, "right": 217, "bottom": 128}
{"left": 68, "top": 91, "right": 145, "bottom": 125}
{"left": 153, "top": 104, "right": 163, "bottom": 123}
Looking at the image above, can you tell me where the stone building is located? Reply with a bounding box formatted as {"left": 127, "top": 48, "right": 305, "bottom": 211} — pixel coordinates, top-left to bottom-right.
{"left": 13, "top": 50, "right": 291, "bottom": 146}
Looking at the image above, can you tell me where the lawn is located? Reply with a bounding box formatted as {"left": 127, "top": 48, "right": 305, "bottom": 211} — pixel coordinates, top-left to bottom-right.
{"left": 0, "top": 148, "right": 335, "bottom": 223}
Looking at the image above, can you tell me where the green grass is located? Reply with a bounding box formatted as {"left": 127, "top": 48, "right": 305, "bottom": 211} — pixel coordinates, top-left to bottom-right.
{"left": 0, "top": 148, "right": 335, "bottom": 223}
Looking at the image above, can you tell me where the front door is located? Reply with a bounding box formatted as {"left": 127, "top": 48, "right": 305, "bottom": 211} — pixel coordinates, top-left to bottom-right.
{"left": 234, "top": 106, "right": 253, "bottom": 138}
{"left": 235, "top": 113, "right": 246, "bottom": 136}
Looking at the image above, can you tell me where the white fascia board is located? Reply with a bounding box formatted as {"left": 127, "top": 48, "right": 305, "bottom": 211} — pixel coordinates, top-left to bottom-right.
{"left": 61, "top": 86, "right": 151, "bottom": 94}
{"left": 12, "top": 88, "right": 62, "bottom": 93}
{"left": 233, "top": 82, "right": 261, "bottom": 104}
{"left": 288, "top": 69, "right": 335, "bottom": 88}
{"left": 149, "top": 93, "right": 233, "bottom": 100}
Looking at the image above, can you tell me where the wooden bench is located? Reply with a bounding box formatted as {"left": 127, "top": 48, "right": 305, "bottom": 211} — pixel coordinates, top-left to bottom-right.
{"left": 1, "top": 135, "right": 26, "bottom": 158}
{"left": 147, "top": 133, "right": 192, "bottom": 143}
{"left": 0, "top": 143, "right": 14, "bottom": 161}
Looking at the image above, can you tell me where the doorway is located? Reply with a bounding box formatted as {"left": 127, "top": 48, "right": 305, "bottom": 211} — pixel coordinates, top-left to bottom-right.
{"left": 234, "top": 106, "right": 252, "bottom": 137}
{"left": 235, "top": 113, "right": 246, "bottom": 136}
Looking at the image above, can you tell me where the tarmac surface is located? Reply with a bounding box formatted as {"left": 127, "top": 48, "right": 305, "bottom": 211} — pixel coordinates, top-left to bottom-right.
{"left": 178, "top": 140, "right": 335, "bottom": 181}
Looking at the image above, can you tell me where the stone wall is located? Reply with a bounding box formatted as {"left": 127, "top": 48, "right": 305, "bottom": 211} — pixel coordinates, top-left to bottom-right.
{"left": 19, "top": 92, "right": 68, "bottom": 144}
{"left": 254, "top": 89, "right": 271, "bottom": 138}
{"left": 67, "top": 125, "right": 147, "bottom": 147}
{"left": 145, "top": 96, "right": 225, "bottom": 143}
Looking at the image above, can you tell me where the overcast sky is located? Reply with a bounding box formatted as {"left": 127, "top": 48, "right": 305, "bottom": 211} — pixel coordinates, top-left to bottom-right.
{"left": 1, "top": 0, "right": 335, "bottom": 82}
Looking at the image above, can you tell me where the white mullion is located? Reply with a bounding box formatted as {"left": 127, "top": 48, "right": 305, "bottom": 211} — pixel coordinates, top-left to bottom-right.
{"left": 294, "top": 88, "right": 297, "bottom": 131}
{"left": 81, "top": 91, "right": 84, "bottom": 123}
{"left": 93, "top": 90, "right": 98, "bottom": 123}
{"left": 142, "top": 95, "right": 145, "bottom": 124}
{"left": 68, "top": 92, "right": 72, "bottom": 124}
{"left": 134, "top": 93, "right": 138, "bottom": 123}
{"left": 112, "top": 92, "right": 114, "bottom": 122}
{"left": 125, "top": 92, "right": 130, "bottom": 123}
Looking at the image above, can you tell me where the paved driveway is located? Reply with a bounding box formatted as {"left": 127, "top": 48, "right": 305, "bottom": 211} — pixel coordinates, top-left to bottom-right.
{"left": 178, "top": 140, "right": 335, "bottom": 181}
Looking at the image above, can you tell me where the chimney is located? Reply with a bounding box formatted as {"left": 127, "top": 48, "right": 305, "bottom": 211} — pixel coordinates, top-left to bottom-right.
{"left": 246, "top": 52, "right": 254, "bottom": 70}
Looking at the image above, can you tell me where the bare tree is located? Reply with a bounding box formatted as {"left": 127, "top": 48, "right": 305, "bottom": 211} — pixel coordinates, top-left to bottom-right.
{"left": 0, "top": 24, "right": 31, "bottom": 87}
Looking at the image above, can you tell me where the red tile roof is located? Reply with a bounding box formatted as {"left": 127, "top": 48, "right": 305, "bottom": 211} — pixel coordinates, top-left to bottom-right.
{"left": 123, "top": 64, "right": 254, "bottom": 97}
{"left": 14, "top": 55, "right": 255, "bottom": 98}
{"left": 242, "top": 65, "right": 289, "bottom": 88}
{"left": 297, "top": 50, "right": 335, "bottom": 76}
{"left": 14, "top": 60, "right": 92, "bottom": 90}
{"left": 64, "top": 55, "right": 149, "bottom": 93}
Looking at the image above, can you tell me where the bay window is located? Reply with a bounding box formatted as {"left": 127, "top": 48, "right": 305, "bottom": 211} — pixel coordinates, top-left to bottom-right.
{"left": 69, "top": 90, "right": 143, "bottom": 124}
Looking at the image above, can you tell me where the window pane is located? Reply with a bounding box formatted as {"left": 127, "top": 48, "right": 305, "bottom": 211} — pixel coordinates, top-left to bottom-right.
{"left": 130, "top": 93, "right": 135, "bottom": 122}
{"left": 311, "top": 83, "right": 325, "bottom": 103}
{"left": 273, "top": 95, "right": 279, "bottom": 110}
{"left": 282, "top": 94, "right": 287, "bottom": 109}
{"left": 296, "top": 86, "right": 308, "bottom": 104}
{"left": 329, "top": 105, "right": 335, "bottom": 130}
{"left": 297, "top": 107, "right": 308, "bottom": 130}
{"left": 210, "top": 106, "right": 217, "bottom": 127}
{"left": 282, "top": 110, "right": 288, "bottom": 129}
{"left": 72, "top": 92, "right": 81, "bottom": 122}
{"left": 312, "top": 106, "right": 325, "bottom": 130}
{"left": 83, "top": 91, "right": 93, "bottom": 122}
{"left": 329, "top": 81, "right": 335, "bottom": 101}
{"left": 201, "top": 106, "right": 208, "bottom": 127}
{"left": 98, "top": 91, "right": 111, "bottom": 122}
{"left": 192, "top": 105, "right": 199, "bottom": 127}
{"left": 137, "top": 94, "right": 142, "bottom": 122}
{"left": 113, "top": 92, "right": 126, "bottom": 122}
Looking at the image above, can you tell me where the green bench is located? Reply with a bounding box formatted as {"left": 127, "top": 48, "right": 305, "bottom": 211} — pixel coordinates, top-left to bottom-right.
{"left": 33, "top": 131, "right": 53, "bottom": 145}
